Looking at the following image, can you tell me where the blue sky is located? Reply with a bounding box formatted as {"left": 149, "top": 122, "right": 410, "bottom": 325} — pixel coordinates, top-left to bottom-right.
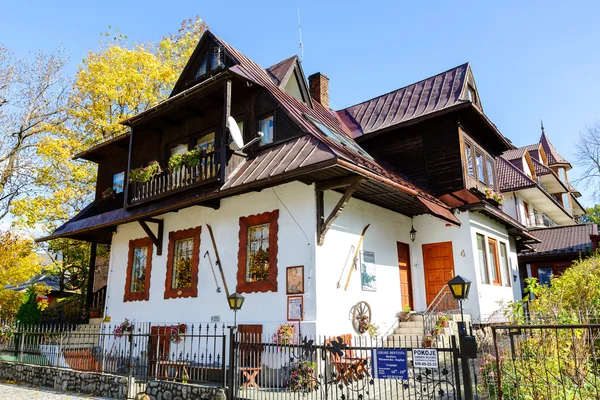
{"left": 2, "top": 1, "right": 599, "bottom": 207}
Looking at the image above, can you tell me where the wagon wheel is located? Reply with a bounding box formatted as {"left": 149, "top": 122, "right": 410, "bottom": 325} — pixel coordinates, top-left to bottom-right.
{"left": 352, "top": 301, "right": 372, "bottom": 334}
{"left": 63, "top": 265, "right": 86, "bottom": 291}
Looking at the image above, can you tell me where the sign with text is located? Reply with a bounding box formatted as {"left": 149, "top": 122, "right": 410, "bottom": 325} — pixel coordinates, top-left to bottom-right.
{"left": 413, "top": 348, "right": 439, "bottom": 369}
{"left": 371, "top": 349, "right": 408, "bottom": 379}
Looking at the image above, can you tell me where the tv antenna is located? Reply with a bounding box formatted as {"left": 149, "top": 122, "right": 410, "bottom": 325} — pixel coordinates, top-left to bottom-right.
{"left": 298, "top": 6, "right": 304, "bottom": 62}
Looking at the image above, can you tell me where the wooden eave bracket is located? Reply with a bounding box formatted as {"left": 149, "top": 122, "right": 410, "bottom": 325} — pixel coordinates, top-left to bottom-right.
{"left": 316, "top": 176, "right": 364, "bottom": 246}
{"left": 138, "top": 218, "right": 164, "bottom": 256}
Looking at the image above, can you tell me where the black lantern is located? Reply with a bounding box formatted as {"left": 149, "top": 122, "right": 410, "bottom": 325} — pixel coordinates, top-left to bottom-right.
{"left": 227, "top": 293, "right": 245, "bottom": 327}
{"left": 409, "top": 225, "right": 417, "bottom": 242}
{"left": 447, "top": 275, "right": 471, "bottom": 322}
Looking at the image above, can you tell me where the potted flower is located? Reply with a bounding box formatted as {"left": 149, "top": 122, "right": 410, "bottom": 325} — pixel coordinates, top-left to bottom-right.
{"left": 365, "top": 322, "right": 379, "bottom": 338}
{"left": 438, "top": 313, "right": 449, "bottom": 328}
{"left": 285, "top": 360, "right": 318, "bottom": 392}
{"left": 274, "top": 323, "right": 295, "bottom": 350}
{"left": 434, "top": 323, "right": 443, "bottom": 336}
{"left": 168, "top": 153, "right": 185, "bottom": 172}
{"left": 113, "top": 318, "right": 133, "bottom": 338}
{"left": 129, "top": 160, "right": 162, "bottom": 183}
{"left": 102, "top": 187, "right": 116, "bottom": 199}
{"left": 398, "top": 305, "right": 412, "bottom": 322}
{"left": 423, "top": 333, "right": 434, "bottom": 348}
{"left": 169, "top": 324, "right": 187, "bottom": 344}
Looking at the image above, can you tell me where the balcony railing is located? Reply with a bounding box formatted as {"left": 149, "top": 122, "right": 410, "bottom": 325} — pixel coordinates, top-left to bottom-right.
{"left": 525, "top": 212, "right": 557, "bottom": 228}
{"left": 129, "top": 150, "right": 221, "bottom": 205}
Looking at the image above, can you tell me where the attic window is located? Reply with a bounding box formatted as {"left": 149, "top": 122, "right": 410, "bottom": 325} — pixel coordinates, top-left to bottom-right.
{"left": 195, "top": 47, "right": 223, "bottom": 79}
{"left": 305, "top": 114, "right": 373, "bottom": 160}
{"left": 467, "top": 85, "right": 477, "bottom": 105}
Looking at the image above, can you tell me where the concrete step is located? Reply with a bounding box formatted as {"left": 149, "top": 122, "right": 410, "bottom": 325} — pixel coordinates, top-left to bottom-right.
{"left": 396, "top": 320, "right": 423, "bottom": 329}
{"left": 394, "top": 327, "right": 424, "bottom": 335}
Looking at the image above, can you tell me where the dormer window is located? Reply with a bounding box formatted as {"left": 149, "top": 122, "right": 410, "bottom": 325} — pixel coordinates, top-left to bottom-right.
{"left": 463, "top": 136, "right": 496, "bottom": 190}
{"left": 259, "top": 114, "right": 274, "bottom": 145}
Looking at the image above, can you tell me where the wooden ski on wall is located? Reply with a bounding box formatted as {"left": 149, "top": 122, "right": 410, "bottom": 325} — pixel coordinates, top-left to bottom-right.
{"left": 206, "top": 224, "right": 231, "bottom": 298}
{"left": 344, "top": 224, "right": 370, "bottom": 291}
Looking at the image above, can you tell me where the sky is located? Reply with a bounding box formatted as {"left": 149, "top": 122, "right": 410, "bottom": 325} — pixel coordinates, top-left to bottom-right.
{"left": 1, "top": 1, "right": 599, "bottom": 207}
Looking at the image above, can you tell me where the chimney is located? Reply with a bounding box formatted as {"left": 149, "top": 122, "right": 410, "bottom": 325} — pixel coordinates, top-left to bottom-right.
{"left": 309, "top": 72, "right": 329, "bottom": 109}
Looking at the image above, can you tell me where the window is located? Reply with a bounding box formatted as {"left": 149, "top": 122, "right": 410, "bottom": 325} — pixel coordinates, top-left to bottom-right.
{"left": 562, "top": 193, "right": 572, "bottom": 214}
{"left": 465, "top": 144, "right": 474, "bottom": 177}
{"left": 467, "top": 85, "right": 477, "bottom": 104}
{"left": 487, "top": 238, "right": 502, "bottom": 285}
{"left": 124, "top": 237, "right": 153, "bottom": 302}
{"left": 113, "top": 172, "right": 125, "bottom": 194}
{"left": 499, "top": 242, "right": 511, "bottom": 287}
{"left": 196, "top": 132, "right": 215, "bottom": 153}
{"left": 171, "top": 143, "right": 188, "bottom": 156}
{"left": 165, "top": 227, "right": 201, "bottom": 299}
{"left": 558, "top": 167, "right": 567, "bottom": 184}
{"left": 537, "top": 267, "right": 553, "bottom": 286}
{"left": 237, "top": 120, "right": 244, "bottom": 136}
{"left": 477, "top": 234, "right": 489, "bottom": 284}
{"left": 486, "top": 158, "right": 495, "bottom": 188}
{"left": 237, "top": 210, "right": 279, "bottom": 293}
{"left": 476, "top": 152, "right": 485, "bottom": 184}
{"left": 305, "top": 114, "right": 374, "bottom": 160}
{"left": 259, "top": 115, "right": 274, "bottom": 145}
{"left": 196, "top": 56, "right": 208, "bottom": 78}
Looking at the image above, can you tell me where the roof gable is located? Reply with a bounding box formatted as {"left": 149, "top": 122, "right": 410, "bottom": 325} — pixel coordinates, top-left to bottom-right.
{"left": 498, "top": 156, "right": 536, "bottom": 191}
{"left": 540, "top": 131, "right": 571, "bottom": 169}
{"left": 266, "top": 55, "right": 312, "bottom": 106}
{"left": 170, "top": 31, "right": 237, "bottom": 97}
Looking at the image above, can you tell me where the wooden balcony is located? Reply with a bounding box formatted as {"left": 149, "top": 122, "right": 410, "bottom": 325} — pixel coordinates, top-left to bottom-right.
{"left": 128, "top": 150, "right": 222, "bottom": 206}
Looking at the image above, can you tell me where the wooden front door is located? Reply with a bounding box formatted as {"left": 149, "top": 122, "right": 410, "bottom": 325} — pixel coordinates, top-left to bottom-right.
{"left": 149, "top": 326, "right": 172, "bottom": 377}
{"left": 397, "top": 242, "right": 413, "bottom": 310}
{"left": 422, "top": 242, "right": 455, "bottom": 306}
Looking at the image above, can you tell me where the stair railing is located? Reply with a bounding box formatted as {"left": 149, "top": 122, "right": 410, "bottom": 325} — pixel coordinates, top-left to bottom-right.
{"left": 422, "top": 286, "right": 460, "bottom": 336}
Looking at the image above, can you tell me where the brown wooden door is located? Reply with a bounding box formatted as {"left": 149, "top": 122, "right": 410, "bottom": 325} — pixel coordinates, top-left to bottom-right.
{"left": 149, "top": 326, "right": 172, "bottom": 377}
{"left": 422, "top": 242, "right": 455, "bottom": 306}
{"left": 397, "top": 242, "right": 413, "bottom": 310}
{"left": 238, "top": 325, "right": 263, "bottom": 368}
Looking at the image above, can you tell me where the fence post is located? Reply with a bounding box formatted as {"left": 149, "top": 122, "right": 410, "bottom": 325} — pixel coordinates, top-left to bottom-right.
{"left": 227, "top": 327, "right": 237, "bottom": 400}
{"left": 492, "top": 327, "right": 503, "bottom": 400}
{"left": 221, "top": 331, "right": 227, "bottom": 389}
{"left": 18, "top": 328, "right": 25, "bottom": 363}
{"left": 127, "top": 330, "right": 136, "bottom": 399}
{"left": 451, "top": 335, "right": 463, "bottom": 400}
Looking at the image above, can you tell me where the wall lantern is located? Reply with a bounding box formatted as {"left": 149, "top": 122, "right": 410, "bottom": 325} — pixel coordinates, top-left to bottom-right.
{"left": 409, "top": 225, "right": 417, "bottom": 242}
{"left": 227, "top": 292, "right": 245, "bottom": 327}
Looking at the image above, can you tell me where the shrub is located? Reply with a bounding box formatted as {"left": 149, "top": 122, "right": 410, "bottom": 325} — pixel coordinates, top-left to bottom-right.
{"left": 16, "top": 287, "right": 42, "bottom": 325}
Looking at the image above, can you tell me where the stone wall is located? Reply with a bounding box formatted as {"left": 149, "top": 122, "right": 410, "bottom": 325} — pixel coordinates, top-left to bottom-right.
{"left": 145, "top": 381, "right": 226, "bottom": 400}
{"left": 0, "top": 362, "right": 127, "bottom": 399}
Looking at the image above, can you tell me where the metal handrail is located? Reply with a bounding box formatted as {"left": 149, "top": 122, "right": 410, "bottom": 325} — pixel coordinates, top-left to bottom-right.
{"left": 422, "top": 286, "right": 459, "bottom": 336}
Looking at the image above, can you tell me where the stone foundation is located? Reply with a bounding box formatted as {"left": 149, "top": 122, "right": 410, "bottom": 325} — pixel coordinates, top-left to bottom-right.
{"left": 145, "top": 381, "right": 226, "bottom": 400}
{"left": 0, "top": 362, "right": 128, "bottom": 399}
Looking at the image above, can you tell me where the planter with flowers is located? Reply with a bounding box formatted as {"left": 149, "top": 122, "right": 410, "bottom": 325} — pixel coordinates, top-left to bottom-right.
{"left": 129, "top": 161, "right": 162, "bottom": 183}
{"left": 169, "top": 324, "right": 187, "bottom": 344}
{"left": 102, "top": 187, "right": 116, "bottom": 199}
{"left": 398, "top": 305, "right": 412, "bottom": 322}
{"left": 424, "top": 333, "right": 434, "bottom": 348}
{"left": 438, "top": 313, "right": 450, "bottom": 328}
{"left": 358, "top": 315, "right": 379, "bottom": 338}
{"left": 114, "top": 318, "right": 133, "bottom": 338}
{"left": 285, "top": 360, "right": 318, "bottom": 392}
{"left": 274, "top": 323, "right": 295, "bottom": 350}
{"left": 483, "top": 187, "right": 504, "bottom": 206}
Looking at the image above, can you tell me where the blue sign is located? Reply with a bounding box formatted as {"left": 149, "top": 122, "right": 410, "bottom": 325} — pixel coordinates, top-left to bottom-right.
{"left": 371, "top": 349, "right": 408, "bottom": 380}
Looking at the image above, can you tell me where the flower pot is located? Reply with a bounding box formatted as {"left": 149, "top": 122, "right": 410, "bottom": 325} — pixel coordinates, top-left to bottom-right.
{"left": 424, "top": 341, "right": 432, "bottom": 348}
{"left": 441, "top": 320, "right": 449, "bottom": 328}
{"left": 89, "top": 310, "right": 100, "bottom": 318}
{"left": 398, "top": 311, "right": 412, "bottom": 322}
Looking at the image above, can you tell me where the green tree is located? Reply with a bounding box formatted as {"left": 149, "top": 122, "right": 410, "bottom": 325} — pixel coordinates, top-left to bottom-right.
{"left": 15, "top": 287, "right": 42, "bottom": 324}
{"left": 580, "top": 204, "right": 600, "bottom": 224}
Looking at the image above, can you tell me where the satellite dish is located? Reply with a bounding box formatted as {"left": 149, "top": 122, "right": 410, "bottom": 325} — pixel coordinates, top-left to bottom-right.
{"left": 227, "top": 116, "right": 244, "bottom": 150}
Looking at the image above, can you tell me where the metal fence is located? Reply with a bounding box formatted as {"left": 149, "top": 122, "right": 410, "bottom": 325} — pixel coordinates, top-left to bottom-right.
{"left": 476, "top": 323, "right": 600, "bottom": 399}
{"left": 0, "top": 321, "right": 227, "bottom": 396}
{"left": 230, "top": 332, "right": 465, "bottom": 400}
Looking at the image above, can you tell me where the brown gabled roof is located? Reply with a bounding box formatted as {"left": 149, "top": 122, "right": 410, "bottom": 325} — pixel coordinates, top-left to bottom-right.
{"left": 497, "top": 157, "right": 536, "bottom": 191}
{"left": 530, "top": 157, "right": 553, "bottom": 176}
{"left": 501, "top": 147, "right": 528, "bottom": 161}
{"left": 540, "top": 132, "right": 571, "bottom": 168}
{"left": 520, "top": 224, "right": 597, "bottom": 257}
{"left": 266, "top": 55, "right": 297, "bottom": 86}
{"left": 338, "top": 63, "right": 470, "bottom": 136}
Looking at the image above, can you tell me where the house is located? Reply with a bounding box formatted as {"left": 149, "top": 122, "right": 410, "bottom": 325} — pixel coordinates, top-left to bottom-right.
{"left": 38, "top": 31, "right": 538, "bottom": 337}
{"left": 496, "top": 126, "right": 592, "bottom": 293}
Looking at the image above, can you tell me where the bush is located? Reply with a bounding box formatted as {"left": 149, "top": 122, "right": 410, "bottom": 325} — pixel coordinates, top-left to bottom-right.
{"left": 15, "top": 287, "right": 42, "bottom": 325}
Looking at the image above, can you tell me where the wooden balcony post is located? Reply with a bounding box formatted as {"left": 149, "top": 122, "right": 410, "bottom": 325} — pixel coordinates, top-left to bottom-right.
{"left": 85, "top": 241, "right": 98, "bottom": 311}
{"left": 124, "top": 128, "right": 134, "bottom": 207}
{"left": 220, "top": 80, "right": 232, "bottom": 182}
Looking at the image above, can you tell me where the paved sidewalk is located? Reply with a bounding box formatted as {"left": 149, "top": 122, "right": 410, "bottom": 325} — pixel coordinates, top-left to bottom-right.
{"left": 0, "top": 382, "right": 114, "bottom": 399}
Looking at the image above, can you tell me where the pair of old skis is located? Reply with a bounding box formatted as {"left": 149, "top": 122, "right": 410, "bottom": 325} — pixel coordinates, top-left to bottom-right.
{"left": 336, "top": 224, "right": 370, "bottom": 290}
{"left": 203, "top": 224, "right": 231, "bottom": 299}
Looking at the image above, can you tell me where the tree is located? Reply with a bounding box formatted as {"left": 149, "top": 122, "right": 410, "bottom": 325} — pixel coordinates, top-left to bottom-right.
{"left": 579, "top": 204, "right": 600, "bottom": 224}
{"left": 11, "top": 16, "right": 207, "bottom": 234}
{"left": 574, "top": 123, "right": 600, "bottom": 201}
{"left": 0, "top": 45, "right": 71, "bottom": 221}
{"left": 0, "top": 231, "right": 42, "bottom": 287}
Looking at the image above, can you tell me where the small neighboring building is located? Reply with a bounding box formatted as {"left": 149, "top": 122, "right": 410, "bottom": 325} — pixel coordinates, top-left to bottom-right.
{"left": 518, "top": 224, "right": 599, "bottom": 291}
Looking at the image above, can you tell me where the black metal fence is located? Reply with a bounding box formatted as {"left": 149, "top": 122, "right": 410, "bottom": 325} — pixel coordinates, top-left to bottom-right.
{"left": 230, "top": 332, "right": 465, "bottom": 400}
{"left": 476, "top": 323, "right": 600, "bottom": 399}
{"left": 0, "top": 321, "right": 227, "bottom": 397}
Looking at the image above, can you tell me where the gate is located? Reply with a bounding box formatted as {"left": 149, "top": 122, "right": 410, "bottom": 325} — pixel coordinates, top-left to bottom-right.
{"left": 229, "top": 332, "right": 466, "bottom": 399}
{"left": 480, "top": 324, "right": 600, "bottom": 399}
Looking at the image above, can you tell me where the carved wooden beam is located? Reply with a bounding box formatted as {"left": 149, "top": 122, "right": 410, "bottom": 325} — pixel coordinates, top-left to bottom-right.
{"left": 317, "top": 178, "right": 364, "bottom": 246}
{"left": 138, "top": 218, "right": 164, "bottom": 256}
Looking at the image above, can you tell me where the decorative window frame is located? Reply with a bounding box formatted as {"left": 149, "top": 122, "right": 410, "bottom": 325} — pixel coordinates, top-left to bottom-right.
{"left": 487, "top": 237, "right": 502, "bottom": 286}
{"left": 124, "top": 237, "right": 153, "bottom": 302}
{"left": 164, "top": 226, "right": 201, "bottom": 299}
{"left": 237, "top": 210, "right": 279, "bottom": 294}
